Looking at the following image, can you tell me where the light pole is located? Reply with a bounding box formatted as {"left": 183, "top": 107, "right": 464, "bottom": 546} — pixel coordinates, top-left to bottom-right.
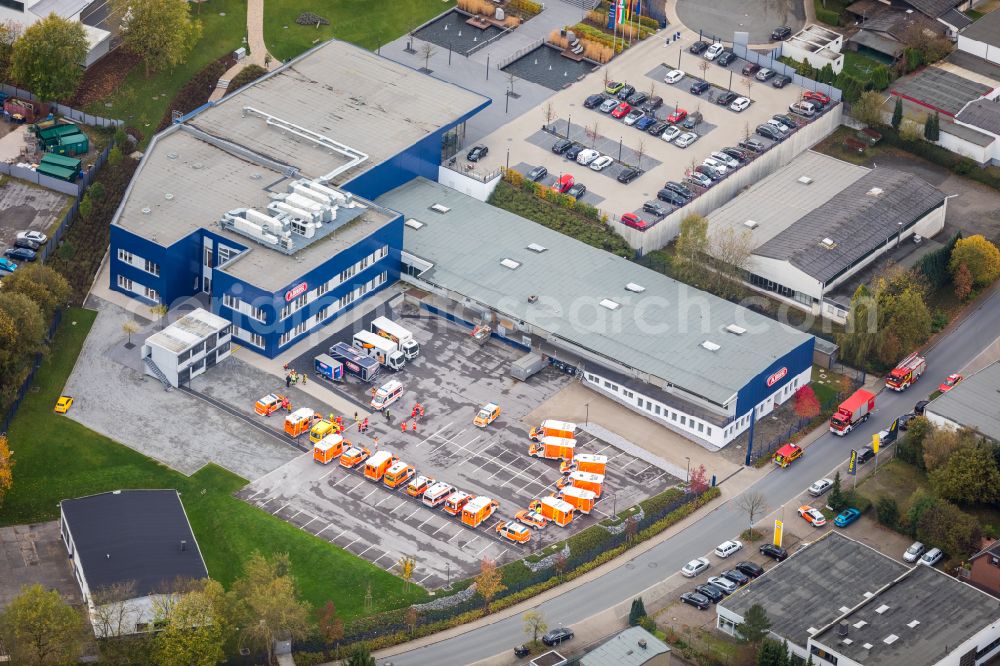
{"left": 897, "top": 221, "right": 903, "bottom": 247}
{"left": 566, "top": 115, "right": 572, "bottom": 139}
{"left": 618, "top": 137, "right": 623, "bottom": 161}
{"left": 685, "top": 456, "right": 690, "bottom": 485}
{"left": 584, "top": 401, "right": 590, "bottom": 425}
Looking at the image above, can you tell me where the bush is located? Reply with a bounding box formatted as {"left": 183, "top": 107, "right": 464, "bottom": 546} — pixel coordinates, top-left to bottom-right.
{"left": 815, "top": 5, "right": 841, "bottom": 25}
{"left": 154, "top": 53, "right": 234, "bottom": 133}
{"left": 638, "top": 615, "right": 656, "bottom": 633}
{"left": 842, "top": 490, "right": 871, "bottom": 514}
{"left": 919, "top": 232, "right": 961, "bottom": 288}
{"left": 879, "top": 126, "right": 1000, "bottom": 191}
{"left": 876, "top": 497, "right": 900, "bottom": 528}
{"left": 228, "top": 64, "right": 268, "bottom": 92}
{"left": 508, "top": 0, "right": 543, "bottom": 15}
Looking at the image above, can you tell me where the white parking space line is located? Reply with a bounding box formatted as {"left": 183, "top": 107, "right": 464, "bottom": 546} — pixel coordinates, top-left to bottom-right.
{"left": 631, "top": 464, "right": 653, "bottom": 477}
{"left": 417, "top": 572, "right": 434, "bottom": 584}
{"left": 466, "top": 535, "right": 482, "bottom": 550}
{"left": 258, "top": 496, "right": 278, "bottom": 506}
{"left": 496, "top": 548, "right": 509, "bottom": 560}
{"left": 419, "top": 515, "right": 438, "bottom": 529}
{"left": 331, "top": 474, "right": 353, "bottom": 487}
{"left": 247, "top": 489, "right": 266, "bottom": 500}
{"left": 372, "top": 551, "right": 393, "bottom": 565}
{"left": 361, "top": 489, "right": 379, "bottom": 502}
{"left": 300, "top": 516, "right": 319, "bottom": 529}
{"left": 647, "top": 471, "right": 669, "bottom": 484}
{"left": 474, "top": 543, "right": 493, "bottom": 557}
{"left": 592, "top": 444, "right": 614, "bottom": 455}
{"left": 447, "top": 529, "right": 464, "bottom": 543}
{"left": 486, "top": 519, "right": 503, "bottom": 531}
{"left": 357, "top": 545, "right": 377, "bottom": 557}
{"left": 518, "top": 469, "right": 552, "bottom": 495}
{"left": 486, "top": 455, "right": 523, "bottom": 480}
{"left": 407, "top": 508, "right": 422, "bottom": 521}
{"left": 499, "top": 459, "right": 550, "bottom": 489}
{"left": 287, "top": 510, "right": 301, "bottom": 521}
{"left": 432, "top": 522, "right": 452, "bottom": 536}
{"left": 416, "top": 422, "right": 455, "bottom": 447}
{"left": 374, "top": 495, "right": 393, "bottom": 507}
{"left": 272, "top": 503, "right": 290, "bottom": 515}
{"left": 575, "top": 434, "right": 598, "bottom": 449}
{"left": 429, "top": 432, "right": 481, "bottom": 456}
{"left": 319, "top": 468, "right": 338, "bottom": 481}
{"left": 391, "top": 501, "right": 409, "bottom": 513}
{"left": 349, "top": 480, "right": 367, "bottom": 493}
{"left": 314, "top": 523, "right": 335, "bottom": 536}
{"left": 592, "top": 507, "right": 611, "bottom": 517}
{"left": 332, "top": 529, "right": 348, "bottom": 541}
{"left": 343, "top": 536, "right": 360, "bottom": 550}
{"left": 465, "top": 450, "right": 503, "bottom": 475}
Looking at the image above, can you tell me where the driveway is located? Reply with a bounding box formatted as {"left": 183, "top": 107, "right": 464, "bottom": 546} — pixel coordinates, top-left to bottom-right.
{"left": 0, "top": 522, "right": 82, "bottom": 611}
{"left": 676, "top": 0, "right": 806, "bottom": 43}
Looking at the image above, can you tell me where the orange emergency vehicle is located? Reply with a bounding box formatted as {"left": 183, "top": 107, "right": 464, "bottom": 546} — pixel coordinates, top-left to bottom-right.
{"left": 461, "top": 496, "right": 499, "bottom": 528}
{"left": 340, "top": 446, "right": 372, "bottom": 469}
{"left": 560, "top": 486, "right": 596, "bottom": 514}
{"left": 255, "top": 393, "right": 285, "bottom": 416}
{"left": 443, "top": 491, "right": 472, "bottom": 516}
{"left": 529, "top": 419, "right": 576, "bottom": 442}
{"left": 406, "top": 475, "right": 435, "bottom": 498}
{"left": 285, "top": 408, "right": 318, "bottom": 437}
{"left": 567, "top": 471, "right": 604, "bottom": 497}
{"left": 496, "top": 521, "right": 531, "bottom": 543}
{"left": 313, "top": 434, "right": 347, "bottom": 464}
{"left": 773, "top": 443, "right": 803, "bottom": 468}
{"left": 383, "top": 461, "right": 416, "bottom": 489}
{"left": 575, "top": 454, "right": 608, "bottom": 475}
{"left": 528, "top": 436, "right": 576, "bottom": 461}
{"left": 538, "top": 496, "right": 575, "bottom": 527}
{"left": 364, "top": 451, "right": 398, "bottom": 482}
{"left": 422, "top": 482, "right": 456, "bottom": 508}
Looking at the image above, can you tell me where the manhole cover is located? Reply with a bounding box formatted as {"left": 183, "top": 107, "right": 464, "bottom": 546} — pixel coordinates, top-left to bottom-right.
{"left": 625, "top": 563, "right": 635, "bottom": 570}
{"left": 648, "top": 562, "right": 658, "bottom": 569}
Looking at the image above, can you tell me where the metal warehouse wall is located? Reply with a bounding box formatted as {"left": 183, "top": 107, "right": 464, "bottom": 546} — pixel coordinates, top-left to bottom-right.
{"left": 735, "top": 335, "right": 816, "bottom": 416}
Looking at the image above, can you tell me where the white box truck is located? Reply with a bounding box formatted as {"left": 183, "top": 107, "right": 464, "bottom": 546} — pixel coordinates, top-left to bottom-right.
{"left": 370, "top": 316, "right": 420, "bottom": 360}
{"left": 352, "top": 330, "right": 405, "bottom": 371}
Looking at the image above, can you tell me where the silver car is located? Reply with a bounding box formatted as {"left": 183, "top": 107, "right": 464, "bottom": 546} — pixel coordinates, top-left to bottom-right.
{"left": 660, "top": 125, "right": 682, "bottom": 142}
{"left": 903, "top": 542, "right": 925, "bottom": 563}
{"left": 808, "top": 478, "right": 833, "bottom": 497}
{"left": 707, "top": 575, "right": 738, "bottom": 593}
{"left": 599, "top": 97, "right": 619, "bottom": 113}
{"left": 681, "top": 557, "right": 711, "bottom": 577}
{"left": 674, "top": 132, "right": 699, "bottom": 148}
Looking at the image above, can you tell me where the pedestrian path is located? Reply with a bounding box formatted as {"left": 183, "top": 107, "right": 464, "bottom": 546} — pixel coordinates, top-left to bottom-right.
{"left": 209, "top": 0, "right": 277, "bottom": 102}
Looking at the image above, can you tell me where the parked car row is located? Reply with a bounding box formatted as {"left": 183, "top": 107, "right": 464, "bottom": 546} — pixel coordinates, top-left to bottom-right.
{"left": 0, "top": 231, "right": 47, "bottom": 274}
{"left": 679, "top": 543, "right": 769, "bottom": 610}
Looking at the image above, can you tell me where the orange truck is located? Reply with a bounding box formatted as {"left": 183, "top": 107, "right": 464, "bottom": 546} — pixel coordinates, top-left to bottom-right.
{"left": 529, "top": 419, "right": 576, "bottom": 442}
{"left": 560, "top": 486, "right": 596, "bottom": 514}
{"left": 538, "top": 496, "right": 575, "bottom": 527}
{"left": 285, "top": 408, "right": 318, "bottom": 437}
{"left": 461, "top": 496, "right": 499, "bottom": 528}
{"left": 384, "top": 461, "right": 415, "bottom": 489}
{"left": 255, "top": 393, "right": 285, "bottom": 416}
{"left": 364, "top": 451, "right": 398, "bottom": 482}
{"left": 443, "top": 491, "right": 472, "bottom": 516}
{"left": 340, "top": 446, "right": 372, "bottom": 469}
{"left": 567, "top": 471, "right": 604, "bottom": 497}
{"left": 574, "top": 453, "right": 608, "bottom": 475}
{"left": 885, "top": 352, "right": 926, "bottom": 391}
{"left": 313, "top": 434, "right": 347, "bottom": 464}
{"left": 529, "top": 436, "right": 576, "bottom": 461}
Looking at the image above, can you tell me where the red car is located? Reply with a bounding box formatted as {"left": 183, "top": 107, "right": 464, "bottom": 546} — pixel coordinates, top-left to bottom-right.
{"left": 621, "top": 212, "right": 647, "bottom": 230}
{"left": 803, "top": 91, "right": 830, "bottom": 105}
{"left": 552, "top": 173, "right": 574, "bottom": 193}
{"left": 611, "top": 102, "right": 631, "bottom": 119}
{"left": 666, "top": 108, "right": 688, "bottom": 124}
{"left": 938, "top": 373, "right": 963, "bottom": 392}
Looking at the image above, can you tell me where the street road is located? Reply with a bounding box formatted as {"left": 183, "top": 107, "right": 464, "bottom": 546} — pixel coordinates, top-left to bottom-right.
{"left": 387, "top": 286, "right": 1000, "bottom": 665}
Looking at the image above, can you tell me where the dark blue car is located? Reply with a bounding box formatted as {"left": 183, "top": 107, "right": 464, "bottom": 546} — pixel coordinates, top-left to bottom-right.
{"left": 634, "top": 115, "right": 657, "bottom": 131}
{"left": 690, "top": 80, "right": 710, "bottom": 95}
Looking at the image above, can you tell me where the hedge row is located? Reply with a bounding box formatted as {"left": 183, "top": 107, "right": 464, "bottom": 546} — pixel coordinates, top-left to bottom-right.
{"left": 815, "top": 5, "right": 841, "bottom": 25}
{"left": 877, "top": 126, "right": 1000, "bottom": 191}
{"left": 154, "top": 53, "right": 235, "bottom": 133}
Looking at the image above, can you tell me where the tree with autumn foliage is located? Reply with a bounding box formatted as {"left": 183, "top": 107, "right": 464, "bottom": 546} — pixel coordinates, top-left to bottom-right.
{"left": 474, "top": 558, "right": 506, "bottom": 612}
{"left": 950, "top": 235, "right": 1000, "bottom": 287}
{"left": 953, "top": 263, "right": 973, "bottom": 301}
{"left": 688, "top": 464, "right": 709, "bottom": 493}
{"left": 793, "top": 386, "right": 821, "bottom": 419}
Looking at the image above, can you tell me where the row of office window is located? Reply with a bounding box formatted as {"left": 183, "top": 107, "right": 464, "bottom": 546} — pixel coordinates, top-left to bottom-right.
{"left": 277, "top": 271, "right": 388, "bottom": 347}
{"left": 584, "top": 373, "right": 714, "bottom": 440}
{"left": 222, "top": 294, "right": 267, "bottom": 323}
{"left": 117, "top": 249, "right": 160, "bottom": 277}
{"left": 117, "top": 274, "right": 158, "bottom": 303}
{"left": 278, "top": 245, "right": 389, "bottom": 320}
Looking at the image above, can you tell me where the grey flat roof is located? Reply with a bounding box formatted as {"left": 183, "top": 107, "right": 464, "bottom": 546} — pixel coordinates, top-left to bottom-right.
{"left": 61, "top": 490, "right": 208, "bottom": 596}
{"left": 956, "top": 98, "right": 1000, "bottom": 137}
{"left": 892, "top": 67, "right": 992, "bottom": 115}
{"left": 146, "top": 308, "right": 229, "bottom": 354}
{"left": 709, "top": 151, "right": 869, "bottom": 251}
{"left": 378, "top": 178, "right": 813, "bottom": 407}
{"left": 961, "top": 7, "right": 1000, "bottom": 48}
{"left": 945, "top": 49, "right": 1000, "bottom": 83}
{"left": 30, "top": 0, "right": 90, "bottom": 18}
{"left": 188, "top": 39, "right": 489, "bottom": 184}
{"left": 941, "top": 7, "right": 973, "bottom": 28}
{"left": 812, "top": 565, "right": 1000, "bottom": 666}
{"left": 115, "top": 126, "right": 395, "bottom": 291}
{"left": 942, "top": 116, "right": 997, "bottom": 147}
{"left": 719, "top": 532, "right": 910, "bottom": 641}
{"left": 581, "top": 627, "right": 670, "bottom": 666}
{"left": 925, "top": 361, "right": 1000, "bottom": 441}
{"left": 904, "top": 0, "right": 961, "bottom": 18}
{"left": 755, "top": 168, "right": 946, "bottom": 283}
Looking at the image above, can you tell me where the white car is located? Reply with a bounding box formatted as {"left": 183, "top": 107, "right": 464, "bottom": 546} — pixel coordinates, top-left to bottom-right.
{"left": 674, "top": 132, "right": 698, "bottom": 148}
{"left": 702, "top": 157, "right": 729, "bottom": 175}
{"left": 576, "top": 149, "right": 601, "bottom": 165}
{"left": 710, "top": 151, "right": 739, "bottom": 169}
{"left": 660, "top": 125, "right": 682, "bottom": 142}
{"left": 623, "top": 108, "right": 645, "bottom": 126}
{"left": 599, "top": 97, "right": 620, "bottom": 113}
{"left": 920, "top": 548, "right": 943, "bottom": 566}
{"left": 664, "top": 69, "right": 685, "bottom": 84}
{"left": 705, "top": 43, "right": 725, "bottom": 60}
{"left": 903, "top": 541, "right": 925, "bottom": 563}
{"left": 16, "top": 230, "right": 48, "bottom": 244}
{"left": 766, "top": 118, "right": 790, "bottom": 134}
{"left": 730, "top": 96, "right": 751, "bottom": 112}
{"left": 714, "top": 539, "right": 743, "bottom": 558}
{"left": 589, "top": 155, "right": 614, "bottom": 171}
{"left": 799, "top": 506, "right": 827, "bottom": 527}
{"left": 808, "top": 478, "right": 834, "bottom": 497}
{"left": 681, "top": 557, "right": 711, "bottom": 577}
{"left": 707, "top": 576, "right": 738, "bottom": 593}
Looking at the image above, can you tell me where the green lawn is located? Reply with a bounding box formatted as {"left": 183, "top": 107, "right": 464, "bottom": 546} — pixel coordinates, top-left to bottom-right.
{"left": 84, "top": 0, "right": 247, "bottom": 141}
{"left": 843, "top": 50, "right": 892, "bottom": 81}
{"left": 264, "top": 0, "right": 455, "bottom": 61}
{"left": 3, "top": 308, "right": 427, "bottom": 618}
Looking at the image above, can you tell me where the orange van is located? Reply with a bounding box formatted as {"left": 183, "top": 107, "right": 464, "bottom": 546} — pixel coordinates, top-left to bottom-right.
{"left": 538, "top": 496, "right": 574, "bottom": 527}
{"left": 284, "top": 408, "right": 317, "bottom": 438}
{"left": 496, "top": 521, "right": 531, "bottom": 543}
{"left": 406, "top": 475, "right": 434, "bottom": 498}
{"left": 383, "top": 461, "right": 415, "bottom": 489}
{"left": 560, "top": 486, "right": 596, "bottom": 514}
{"left": 364, "top": 451, "right": 398, "bottom": 482}
{"left": 575, "top": 453, "right": 608, "bottom": 475}
{"left": 568, "top": 471, "right": 604, "bottom": 498}
{"left": 442, "top": 491, "right": 472, "bottom": 516}
{"left": 340, "top": 446, "right": 372, "bottom": 469}
{"left": 255, "top": 393, "right": 285, "bottom": 416}
{"left": 461, "top": 496, "right": 499, "bottom": 528}
{"left": 313, "top": 434, "right": 347, "bottom": 465}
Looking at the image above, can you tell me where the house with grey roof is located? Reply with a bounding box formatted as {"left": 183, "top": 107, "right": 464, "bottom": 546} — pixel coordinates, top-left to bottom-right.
{"left": 958, "top": 7, "right": 1000, "bottom": 66}
{"left": 580, "top": 626, "right": 672, "bottom": 666}
{"left": 924, "top": 360, "right": 1000, "bottom": 443}
{"left": 707, "top": 151, "right": 947, "bottom": 323}
{"left": 954, "top": 95, "right": 1000, "bottom": 165}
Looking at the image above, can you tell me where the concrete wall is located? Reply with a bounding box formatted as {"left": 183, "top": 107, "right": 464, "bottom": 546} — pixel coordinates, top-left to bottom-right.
{"left": 437, "top": 165, "right": 502, "bottom": 202}
{"left": 957, "top": 36, "right": 1000, "bottom": 66}
{"left": 939, "top": 126, "right": 994, "bottom": 164}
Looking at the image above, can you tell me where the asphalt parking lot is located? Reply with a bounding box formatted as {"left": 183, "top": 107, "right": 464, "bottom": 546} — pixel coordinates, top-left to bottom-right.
{"left": 0, "top": 178, "right": 70, "bottom": 253}
{"left": 238, "top": 314, "right": 678, "bottom": 587}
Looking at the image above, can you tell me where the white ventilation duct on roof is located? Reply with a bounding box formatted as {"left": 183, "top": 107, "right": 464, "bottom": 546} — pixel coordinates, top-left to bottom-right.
{"left": 599, "top": 299, "right": 620, "bottom": 310}
{"left": 701, "top": 340, "right": 721, "bottom": 351}
{"left": 625, "top": 283, "right": 645, "bottom": 293}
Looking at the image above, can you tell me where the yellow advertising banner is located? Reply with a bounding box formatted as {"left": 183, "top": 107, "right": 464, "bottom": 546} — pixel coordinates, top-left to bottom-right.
{"left": 873, "top": 433, "right": 880, "bottom": 454}
{"left": 774, "top": 519, "right": 783, "bottom": 547}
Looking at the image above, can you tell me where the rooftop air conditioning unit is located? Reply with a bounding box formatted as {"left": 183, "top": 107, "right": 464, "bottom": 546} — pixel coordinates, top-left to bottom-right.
{"left": 821, "top": 237, "right": 836, "bottom": 249}
{"left": 744, "top": 220, "right": 759, "bottom": 230}
{"left": 798, "top": 176, "right": 813, "bottom": 185}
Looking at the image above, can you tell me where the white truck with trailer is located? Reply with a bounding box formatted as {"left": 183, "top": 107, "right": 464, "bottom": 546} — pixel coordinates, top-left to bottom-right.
{"left": 370, "top": 316, "right": 420, "bottom": 360}
{"left": 352, "top": 330, "right": 405, "bottom": 371}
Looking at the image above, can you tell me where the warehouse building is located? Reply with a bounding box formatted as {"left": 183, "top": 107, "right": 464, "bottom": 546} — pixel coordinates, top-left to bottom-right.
{"left": 707, "top": 151, "right": 947, "bottom": 323}
{"left": 378, "top": 178, "right": 815, "bottom": 450}
{"left": 109, "top": 39, "right": 489, "bottom": 357}
{"left": 924, "top": 361, "right": 1000, "bottom": 443}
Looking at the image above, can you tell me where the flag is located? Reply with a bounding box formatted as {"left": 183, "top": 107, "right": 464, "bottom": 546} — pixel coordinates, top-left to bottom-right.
{"left": 616, "top": 0, "right": 626, "bottom": 25}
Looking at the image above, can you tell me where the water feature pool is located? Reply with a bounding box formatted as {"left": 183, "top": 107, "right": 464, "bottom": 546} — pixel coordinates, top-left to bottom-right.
{"left": 501, "top": 44, "right": 597, "bottom": 91}
{"left": 413, "top": 10, "right": 505, "bottom": 57}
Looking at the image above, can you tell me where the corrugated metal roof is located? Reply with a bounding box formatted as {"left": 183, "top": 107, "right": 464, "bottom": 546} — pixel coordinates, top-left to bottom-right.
{"left": 892, "top": 67, "right": 991, "bottom": 116}
{"left": 754, "top": 168, "right": 946, "bottom": 283}
{"left": 956, "top": 98, "right": 1000, "bottom": 137}
{"left": 925, "top": 361, "right": 1000, "bottom": 442}
{"left": 941, "top": 7, "right": 973, "bottom": 28}
{"left": 904, "top": 0, "right": 962, "bottom": 18}
{"left": 959, "top": 6, "right": 1000, "bottom": 48}
{"left": 580, "top": 627, "right": 670, "bottom": 666}
{"left": 377, "top": 178, "right": 813, "bottom": 407}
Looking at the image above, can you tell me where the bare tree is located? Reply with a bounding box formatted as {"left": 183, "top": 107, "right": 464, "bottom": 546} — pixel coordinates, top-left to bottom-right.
{"left": 634, "top": 139, "right": 646, "bottom": 170}
{"left": 523, "top": 610, "right": 548, "bottom": 645}
{"left": 648, "top": 79, "right": 657, "bottom": 98}
{"left": 90, "top": 581, "right": 143, "bottom": 639}
{"left": 603, "top": 68, "right": 611, "bottom": 88}
{"left": 708, "top": 227, "right": 755, "bottom": 299}
{"left": 698, "top": 58, "right": 709, "bottom": 83}
{"left": 742, "top": 76, "right": 754, "bottom": 100}
{"left": 543, "top": 101, "right": 555, "bottom": 129}
{"left": 420, "top": 42, "right": 436, "bottom": 71}
{"left": 743, "top": 122, "right": 751, "bottom": 141}
{"left": 738, "top": 491, "right": 768, "bottom": 533}
{"left": 587, "top": 119, "right": 600, "bottom": 148}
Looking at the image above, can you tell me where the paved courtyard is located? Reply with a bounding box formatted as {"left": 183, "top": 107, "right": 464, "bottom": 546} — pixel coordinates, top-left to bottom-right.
{"left": 676, "top": 0, "right": 806, "bottom": 44}
{"left": 0, "top": 522, "right": 82, "bottom": 611}
{"left": 0, "top": 179, "right": 71, "bottom": 250}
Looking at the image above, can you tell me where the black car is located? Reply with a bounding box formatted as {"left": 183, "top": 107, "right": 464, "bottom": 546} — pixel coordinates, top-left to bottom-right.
{"left": 657, "top": 188, "right": 687, "bottom": 206}
{"left": 696, "top": 164, "right": 723, "bottom": 181}
{"left": 643, "top": 200, "right": 669, "bottom": 216}
{"left": 14, "top": 237, "right": 41, "bottom": 251}
{"left": 773, "top": 113, "right": 796, "bottom": 128}
{"left": 689, "top": 40, "right": 709, "bottom": 54}
{"left": 514, "top": 645, "right": 531, "bottom": 658}
{"left": 690, "top": 80, "right": 710, "bottom": 95}
{"left": 617, "top": 167, "right": 640, "bottom": 184}
{"left": 722, "top": 569, "right": 750, "bottom": 586}
{"left": 680, "top": 591, "right": 711, "bottom": 610}
{"left": 771, "top": 26, "right": 792, "bottom": 40}
{"left": 695, "top": 583, "right": 726, "bottom": 603}
{"left": 735, "top": 561, "right": 765, "bottom": 579}
{"left": 552, "top": 138, "right": 573, "bottom": 154}
{"left": 899, "top": 412, "right": 916, "bottom": 430}
{"left": 542, "top": 628, "right": 574, "bottom": 646}
{"left": 914, "top": 400, "right": 929, "bottom": 415}
{"left": 583, "top": 93, "right": 605, "bottom": 109}
{"left": 772, "top": 74, "right": 792, "bottom": 88}
{"left": 857, "top": 447, "right": 875, "bottom": 465}
{"left": 663, "top": 180, "right": 693, "bottom": 199}
{"left": 4, "top": 247, "right": 36, "bottom": 262}
{"left": 742, "top": 62, "right": 761, "bottom": 76}
{"left": 466, "top": 145, "right": 489, "bottom": 162}
{"left": 617, "top": 84, "right": 636, "bottom": 100}
{"left": 716, "top": 91, "right": 738, "bottom": 106}
{"left": 759, "top": 543, "right": 788, "bottom": 561}
{"left": 755, "top": 123, "right": 782, "bottom": 141}
{"left": 565, "top": 143, "right": 585, "bottom": 160}
{"left": 721, "top": 147, "right": 749, "bottom": 163}
{"left": 647, "top": 121, "right": 669, "bottom": 136}
{"left": 717, "top": 51, "right": 737, "bottom": 66}
{"left": 739, "top": 137, "right": 767, "bottom": 153}
{"left": 527, "top": 165, "right": 547, "bottom": 182}
{"left": 627, "top": 91, "right": 649, "bottom": 107}
{"left": 566, "top": 183, "right": 587, "bottom": 199}
{"left": 642, "top": 96, "right": 663, "bottom": 112}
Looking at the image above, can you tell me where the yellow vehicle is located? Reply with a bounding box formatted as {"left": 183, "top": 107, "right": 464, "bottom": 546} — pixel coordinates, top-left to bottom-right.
{"left": 496, "top": 521, "right": 531, "bottom": 543}
{"left": 384, "top": 461, "right": 416, "bottom": 489}
{"left": 309, "top": 419, "right": 337, "bottom": 444}
{"left": 54, "top": 396, "right": 74, "bottom": 413}
{"left": 474, "top": 403, "right": 501, "bottom": 428}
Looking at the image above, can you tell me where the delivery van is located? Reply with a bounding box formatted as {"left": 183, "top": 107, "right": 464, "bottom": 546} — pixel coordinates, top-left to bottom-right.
{"left": 313, "top": 434, "right": 347, "bottom": 465}
{"left": 560, "top": 486, "right": 596, "bottom": 514}
{"left": 422, "top": 482, "right": 455, "bottom": 508}
{"left": 461, "top": 496, "right": 499, "bottom": 528}
{"left": 575, "top": 453, "right": 608, "bottom": 475}
{"left": 364, "top": 450, "right": 398, "bottom": 482}
{"left": 568, "top": 471, "right": 604, "bottom": 497}
{"left": 539, "top": 496, "right": 575, "bottom": 527}
{"left": 383, "top": 461, "right": 415, "bottom": 489}
{"left": 370, "top": 380, "right": 405, "bottom": 411}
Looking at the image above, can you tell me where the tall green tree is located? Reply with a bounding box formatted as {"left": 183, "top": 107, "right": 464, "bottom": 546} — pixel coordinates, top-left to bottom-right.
{"left": 891, "top": 96, "right": 903, "bottom": 130}
{"left": 915, "top": 498, "right": 981, "bottom": 558}
{"left": 737, "top": 604, "right": 772, "bottom": 645}
{"left": 10, "top": 14, "right": 87, "bottom": 101}
{"left": 757, "top": 638, "right": 790, "bottom": 666}
{"left": 0, "top": 264, "right": 71, "bottom": 321}
{"left": 929, "top": 443, "right": 1000, "bottom": 505}
{"left": 0, "top": 584, "right": 85, "bottom": 666}
{"left": 923, "top": 112, "right": 940, "bottom": 141}
{"left": 628, "top": 597, "right": 647, "bottom": 626}
{"left": 231, "top": 553, "right": 310, "bottom": 665}
{"left": 112, "top": 0, "right": 202, "bottom": 77}
{"left": 878, "top": 287, "right": 931, "bottom": 365}
{"left": 0, "top": 19, "right": 21, "bottom": 79}
{"left": 838, "top": 284, "right": 878, "bottom": 370}
{"left": 154, "top": 580, "right": 227, "bottom": 666}
{"left": 829, "top": 471, "right": 846, "bottom": 512}
{"left": 852, "top": 90, "right": 884, "bottom": 127}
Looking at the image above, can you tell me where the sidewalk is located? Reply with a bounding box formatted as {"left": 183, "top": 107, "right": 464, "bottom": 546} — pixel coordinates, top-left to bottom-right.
{"left": 209, "top": 0, "right": 277, "bottom": 102}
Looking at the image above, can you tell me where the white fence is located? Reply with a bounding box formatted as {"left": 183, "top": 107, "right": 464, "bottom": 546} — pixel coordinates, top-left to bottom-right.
{"left": 1, "top": 84, "right": 124, "bottom": 128}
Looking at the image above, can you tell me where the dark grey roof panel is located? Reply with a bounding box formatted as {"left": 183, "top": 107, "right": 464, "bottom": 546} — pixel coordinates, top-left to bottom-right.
{"left": 904, "top": 0, "right": 962, "bottom": 18}
{"left": 892, "top": 67, "right": 991, "bottom": 116}
{"left": 956, "top": 98, "right": 1000, "bottom": 136}
{"left": 960, "top": 7, "right": 1000, "bottom": 48}
{"left": 925, "top": 360, "right": 1000, "bottom": 441}
{"left": 941, "top": 7, "right": 972, "bottom": 28}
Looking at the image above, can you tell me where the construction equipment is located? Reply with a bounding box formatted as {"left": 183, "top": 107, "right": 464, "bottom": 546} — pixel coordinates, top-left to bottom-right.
{"left": 364, "top": 451, "right": 398, "bottom": 482}
{"left": 370, "top": 316, "right": 420, "bottom": 359}
{"left": 384, "top": 461, "right": 416, "bottom": 489}
{"left": 461, "top": 496, "right": 500, "bottom": 528}
{"left": 886, "top": 352, "right": 926, "bottom": 391}
{"left": 496, "top": 521, "right": 531, "bottom": 543}
{"left": 255, "top": 393, "right": 286, "bottom": 416}
{"left": 353, "top": 330, "right": 405, "bottom": 371}
{"left": 340, "top": 446, "right": 372, "bottom": 469}
{"left": 529, "top": 420, "right": 576, "bottom": 442}
{"left": 830, "top": 389, "right": 876, "bottom": 436}
{"left": 422, "top": 482, "right": 456, "bottom": 508}
{"left": 406, "top": 475, "right": 435, "bottom": 498}
{"left": 529, "top": 436, "right": 576, "bottom": 461}
{"left": 773, "top": 442, "right": 803, "bottom": 468}
{"left": 313, "top": 434, "right": 347, "bottom": 464}
{"left": 285, "top": 408, "right": 318, "bottom": 438}
{"left": 442, "top": 491, "right": 472, "bottom": 516}
{"left": 329, "top": 342, "right": 380, "bottom": 383}
{"left": 314, "top": 354, "right": 345, "bottom": 383}
{"left": 370, "top": 379, "right": 404, "bottom": 410}
{"left": 309, "top": 419, "right": 338, "bottom": 444}
{"left": 538, "top": 496, "right": 575, "bottom": 527}
{"left": 560, "top": 486, "right": 596, "bottom": 514}
{"left": 474, "top": 403, "right": 501, "bottom": 428}
{"left": 574, "top": 453, "right": 608, "bottom": 475}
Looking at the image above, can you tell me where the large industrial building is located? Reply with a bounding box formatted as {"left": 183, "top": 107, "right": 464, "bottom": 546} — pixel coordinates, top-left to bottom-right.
{"left": 109, "top": 39, "right": 489, "bottom": 357}
{"left": 707, "top": 151, "right": 947, "bottom": 323}
{"left": 924, "top": 361, "right": 1000, "bottom": 443}
{"left": 378, "top": 178, "right": 815, "bottom": 450}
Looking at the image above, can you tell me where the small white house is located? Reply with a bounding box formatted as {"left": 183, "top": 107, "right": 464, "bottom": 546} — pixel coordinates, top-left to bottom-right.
{"left": 0, "top": 0, "right": 112, "bottom": 67}
{"left": 141, "top": 308, "right": 232, "bottom": 388}
{"left": 957, "top": 8, "right": 1000, "bottom": 66}
{"left": 782, "top": 24, "right": 845, "bottom": 74}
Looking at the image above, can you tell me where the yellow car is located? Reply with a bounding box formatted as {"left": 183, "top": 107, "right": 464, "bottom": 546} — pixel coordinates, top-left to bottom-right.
{"left": 474, "top": 403, "right": 501, "bottom": 428}
{"left": 54, "top": 396, "right": 74, "bottom": 413}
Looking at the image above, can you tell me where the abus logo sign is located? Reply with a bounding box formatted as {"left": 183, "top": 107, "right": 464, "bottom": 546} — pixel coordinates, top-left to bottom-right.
{"left": 766, "top": 367, "right": 788, "bottom": 387}
{"left": 284, "top": 282, "right": 308, "bottom": 302}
